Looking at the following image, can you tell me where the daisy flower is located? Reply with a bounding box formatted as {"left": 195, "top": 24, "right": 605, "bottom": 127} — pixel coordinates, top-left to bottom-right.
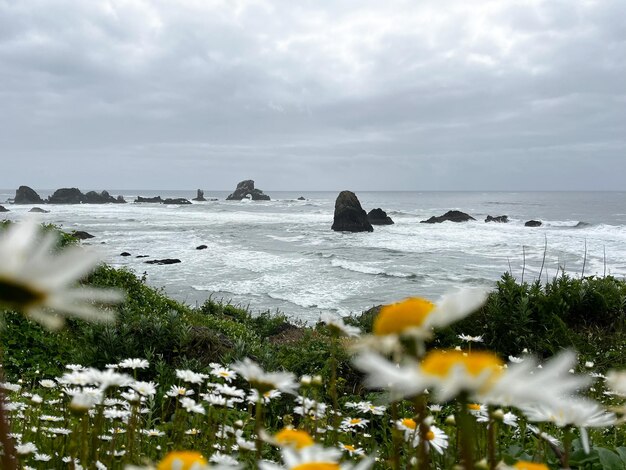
{"left": 320, "top": 312, "right": 361, "bottom": 337}
{"left": 232, "top": 358, "right": 298, "bottom": 394}
{"left": 606, "top": 370, "right": 626, "bottom": 397}
{"left": 413, "top": 425, "right": 449, "bottom": 454}
{"left": 210, "top": 365, "right": 237, "bottom": 382}
{"left": 340, "top": 417, "right": 369, "bottom": 431}
{"left": 259, "top": 445, "right": 373, "bottom": 470}
{"left": 156, "top": 450, "right": 209, "bottom": 470}
{"left": 274, "top": 428, "right": 315, "bottom": 449}
{"left": 523, "top": 398, "right": 615, "bottom": 453}
{"left": 0, "top": 219, "right": 123, "bottom": 329}
{"left": 175, "top": 369, "right": 207, "bottom": 385}
{"left": 372, "top": 288, "right": 488, "bottom": 338}
{"left": 458, "top": 334, "right": 484, "bottom": 343}
{"left": 118, "top": 358, "right": 149, "bottom": 370}
{"left": 340, "top": 443, "right": 365, "bottom": 456}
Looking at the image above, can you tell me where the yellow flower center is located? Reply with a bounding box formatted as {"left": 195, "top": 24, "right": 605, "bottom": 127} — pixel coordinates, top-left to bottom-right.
{"left": 219, "top": 372, "right": 230, "bottom": 377}
{"left": 514, "top": 462, "right": 549, "bottom": 470}
{"left": 293, "top": 464, "right": 340, "bottom": 470}
{"left": 373, "top": 297, "right": 435, "bottom": 335}
{"left": 343, "top": 444, "right": 356, "bottom": 451}
{"left": 0, "top": 277, "right": 45, "bottom": 309}
{"left": 275, "top": 428, "right": 314, "bottom": 449}
{"left": 350, "top": 418, "right": 362, "bottom": 425}
{"left": 401, "top": 418, "right": 417, "bottom": 430}
{"left": 468, "top": 403, "right": 482, "bottom": 411}
{"left": 426, "top": 430, "right": 435, "bottom": 441}
{"left": 420, "top": 350, "right": 503, "bottom": 381}
{"left": 157, "top": 451, "right": 207, "bottom": 470}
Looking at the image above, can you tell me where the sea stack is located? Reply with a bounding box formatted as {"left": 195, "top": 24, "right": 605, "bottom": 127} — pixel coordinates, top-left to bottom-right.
{"left": 193, "top": 189, "right": 207, "bottom": 201}
{"left": 226, "top": 180, "right": 270, "bottom": 201}
{"left": 367, "top": 208, "right": 394, "bottom": 225}
{"left": 14, "top": 186, "right": 44, "bottom": 204}
{"left": 331, "top": 191, "right": 373, "bottom": 232}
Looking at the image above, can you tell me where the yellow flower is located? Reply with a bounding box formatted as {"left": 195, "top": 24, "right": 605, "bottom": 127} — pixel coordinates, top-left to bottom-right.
{"left": 157, "top": 451, "right": 207, "bottom": 470}
{"left": 292, "top": 464, "right": 339, "bottom": 470}
{"left": 514, "top": 462, "right": 549, "bottom": 470}
{"left": 421, "top": 350, "right": 503, "bottom": 381}
{"left": 401, "top": 418, "right": 417, "bottom": 430}
{"left": 275, "top": 428, "right": 315, "bottom": 449}
{"left": 373, "top": 297, "right": 435, "bottom": 336}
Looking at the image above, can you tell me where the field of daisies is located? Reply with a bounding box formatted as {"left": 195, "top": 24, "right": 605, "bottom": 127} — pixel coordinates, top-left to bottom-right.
{"left": 0, "top": 220, "right": 625, "bottom": 470}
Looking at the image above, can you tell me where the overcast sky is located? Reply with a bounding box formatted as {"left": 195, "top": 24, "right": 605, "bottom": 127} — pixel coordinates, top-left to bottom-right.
{"left": 1, "top": 0, "right": 624, "bottom": 191}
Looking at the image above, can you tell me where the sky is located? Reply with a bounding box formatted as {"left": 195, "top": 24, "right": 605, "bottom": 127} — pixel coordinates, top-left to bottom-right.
{"left": 1, "top": 0, "right": 625, "bottom": 191}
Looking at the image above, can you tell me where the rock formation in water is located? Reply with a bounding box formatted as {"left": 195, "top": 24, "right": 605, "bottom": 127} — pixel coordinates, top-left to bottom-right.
{"left": 525, "top": 220, "right": 542, "bottom": 227}
{"left": 367, "top": 208, "right": 394, "bottom": 225}
{"left": 331, "top": 191, "right": 373, "bottom": 232}
{"left": 485, "top": 215, "right": 509, "bottom": 223}
{"left": 145, "top": 258, "right": 181, "bottom": 265}
{"left": 193, "top": 189, "right": 206, "bottom": 201}
{"left": 0, "top": 205, "right": 9, "bottom": 212}
{"left": 135, "top": 196, "right": 163, "bottom": 203}
{"left": 29, "top": 207, "right": 49, "bottom": 213}
{"left": 14, "top": 186, "right": 44, "bottom": 204}
{"left": 421, "top": 210, "right": 475, "bottom": 224}
{"left": 72, "top": 231, "right": 95, "bottom": 240}
{"left": 163, "top": 198, "right": 192, "bottom": 205}
{"left": 226, "top": 180, "right": 271, "bottom": 201}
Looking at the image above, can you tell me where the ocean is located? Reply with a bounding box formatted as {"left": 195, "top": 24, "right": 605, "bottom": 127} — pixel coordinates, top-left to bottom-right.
{"left": 2, "top": 190, "right": 625, "bottom": 323}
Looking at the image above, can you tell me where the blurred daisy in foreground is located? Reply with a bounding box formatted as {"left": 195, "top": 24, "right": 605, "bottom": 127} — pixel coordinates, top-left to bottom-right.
{"left": 259, "top": 444, "right": 373, "bottom": 469}
{"left": 354, "top": 349, "right": 590, "bottom": 407}
{"left": 522, "top": 398, "right": 616, "bottom": 453}
{"left": 0, "top": 220, "right": 123, "bottom": 329}
{"left": 232, "top": 358, "right": 298, "bottom": 394}
{"left": 320, "top": 312, "right": 361, "bottom": 337}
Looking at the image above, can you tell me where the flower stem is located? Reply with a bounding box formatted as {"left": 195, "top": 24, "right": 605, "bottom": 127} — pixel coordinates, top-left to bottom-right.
{"left": 457, "top": 395, "right": 476, "bottom": 470}
{"left": 255, "top": 397, "right": 264, "bottom": 461}
{"left": 487, "top": 409, "right": 497, "bottom": 470}
{"left": 390, "top": 401, "right": 402, "bottom": 470}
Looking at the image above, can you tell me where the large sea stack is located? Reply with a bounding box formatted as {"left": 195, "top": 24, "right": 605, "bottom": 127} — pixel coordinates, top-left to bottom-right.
{"left": 331, "top": 191, "right": 373, "bottom": 232}
{"left": 421, "top": 210, "right": 475, "bottom": 224}
{"left": 14, "top": 186, "right": 44, "bottom": 204}
{"left": 226, "top": 180, "right": 270, "bottom": 201}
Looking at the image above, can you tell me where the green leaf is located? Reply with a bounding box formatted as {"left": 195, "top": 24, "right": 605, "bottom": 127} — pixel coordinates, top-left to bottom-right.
{"left": 596, "top": 448, "right": 623, "bottom": 470}
{"left": 615, "top": 447, "right": 626, "bottom": 465}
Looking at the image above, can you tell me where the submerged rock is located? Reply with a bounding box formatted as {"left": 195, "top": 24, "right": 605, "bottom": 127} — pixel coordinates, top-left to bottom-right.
{"left": 331, "top": 191, "right": 373, "bottom": 232}
{"left": 145, "top": 258, "right": 181, "bottom": 265}
{"left": 525, "top": 220, "right": 542, "bottom": 227}
{"left": 226, "top": 180, "right": 271, "bottom": 201}
{"left": 14, "top": 186, "right": 44, "bottom": 204}
{"left": 421, "top": 210, "right": 475, "bottom": 224}
{"left": 485, "top": 215, "right": 509, "bottom": 223}
{"left": 0, "top": 205, "right": 9, "bottom": 212}
{"left": 196, "top": 245, "right": 208, "bottom": 250}
{"left": 29, "top": 207, "right": 49, "bottom": 213}
{"left": 297, "top": 196, "right": 306, "bottom": 201}
{"left": 135, "top": 196, "right": 163, "bottom": 203}
{"left": 367, "top": 208, "right": 394, "bottom": 225}
{"left": 120, "top": 252, "right": 132, "bottom": 257}
{"left": 192, "top": 189, "right": 206, "bottom": 201}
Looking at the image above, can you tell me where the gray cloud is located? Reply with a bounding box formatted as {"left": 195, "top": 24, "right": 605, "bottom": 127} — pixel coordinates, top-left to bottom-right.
{"left": 0, "top": 0, "right": 624, "bottom": 190}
